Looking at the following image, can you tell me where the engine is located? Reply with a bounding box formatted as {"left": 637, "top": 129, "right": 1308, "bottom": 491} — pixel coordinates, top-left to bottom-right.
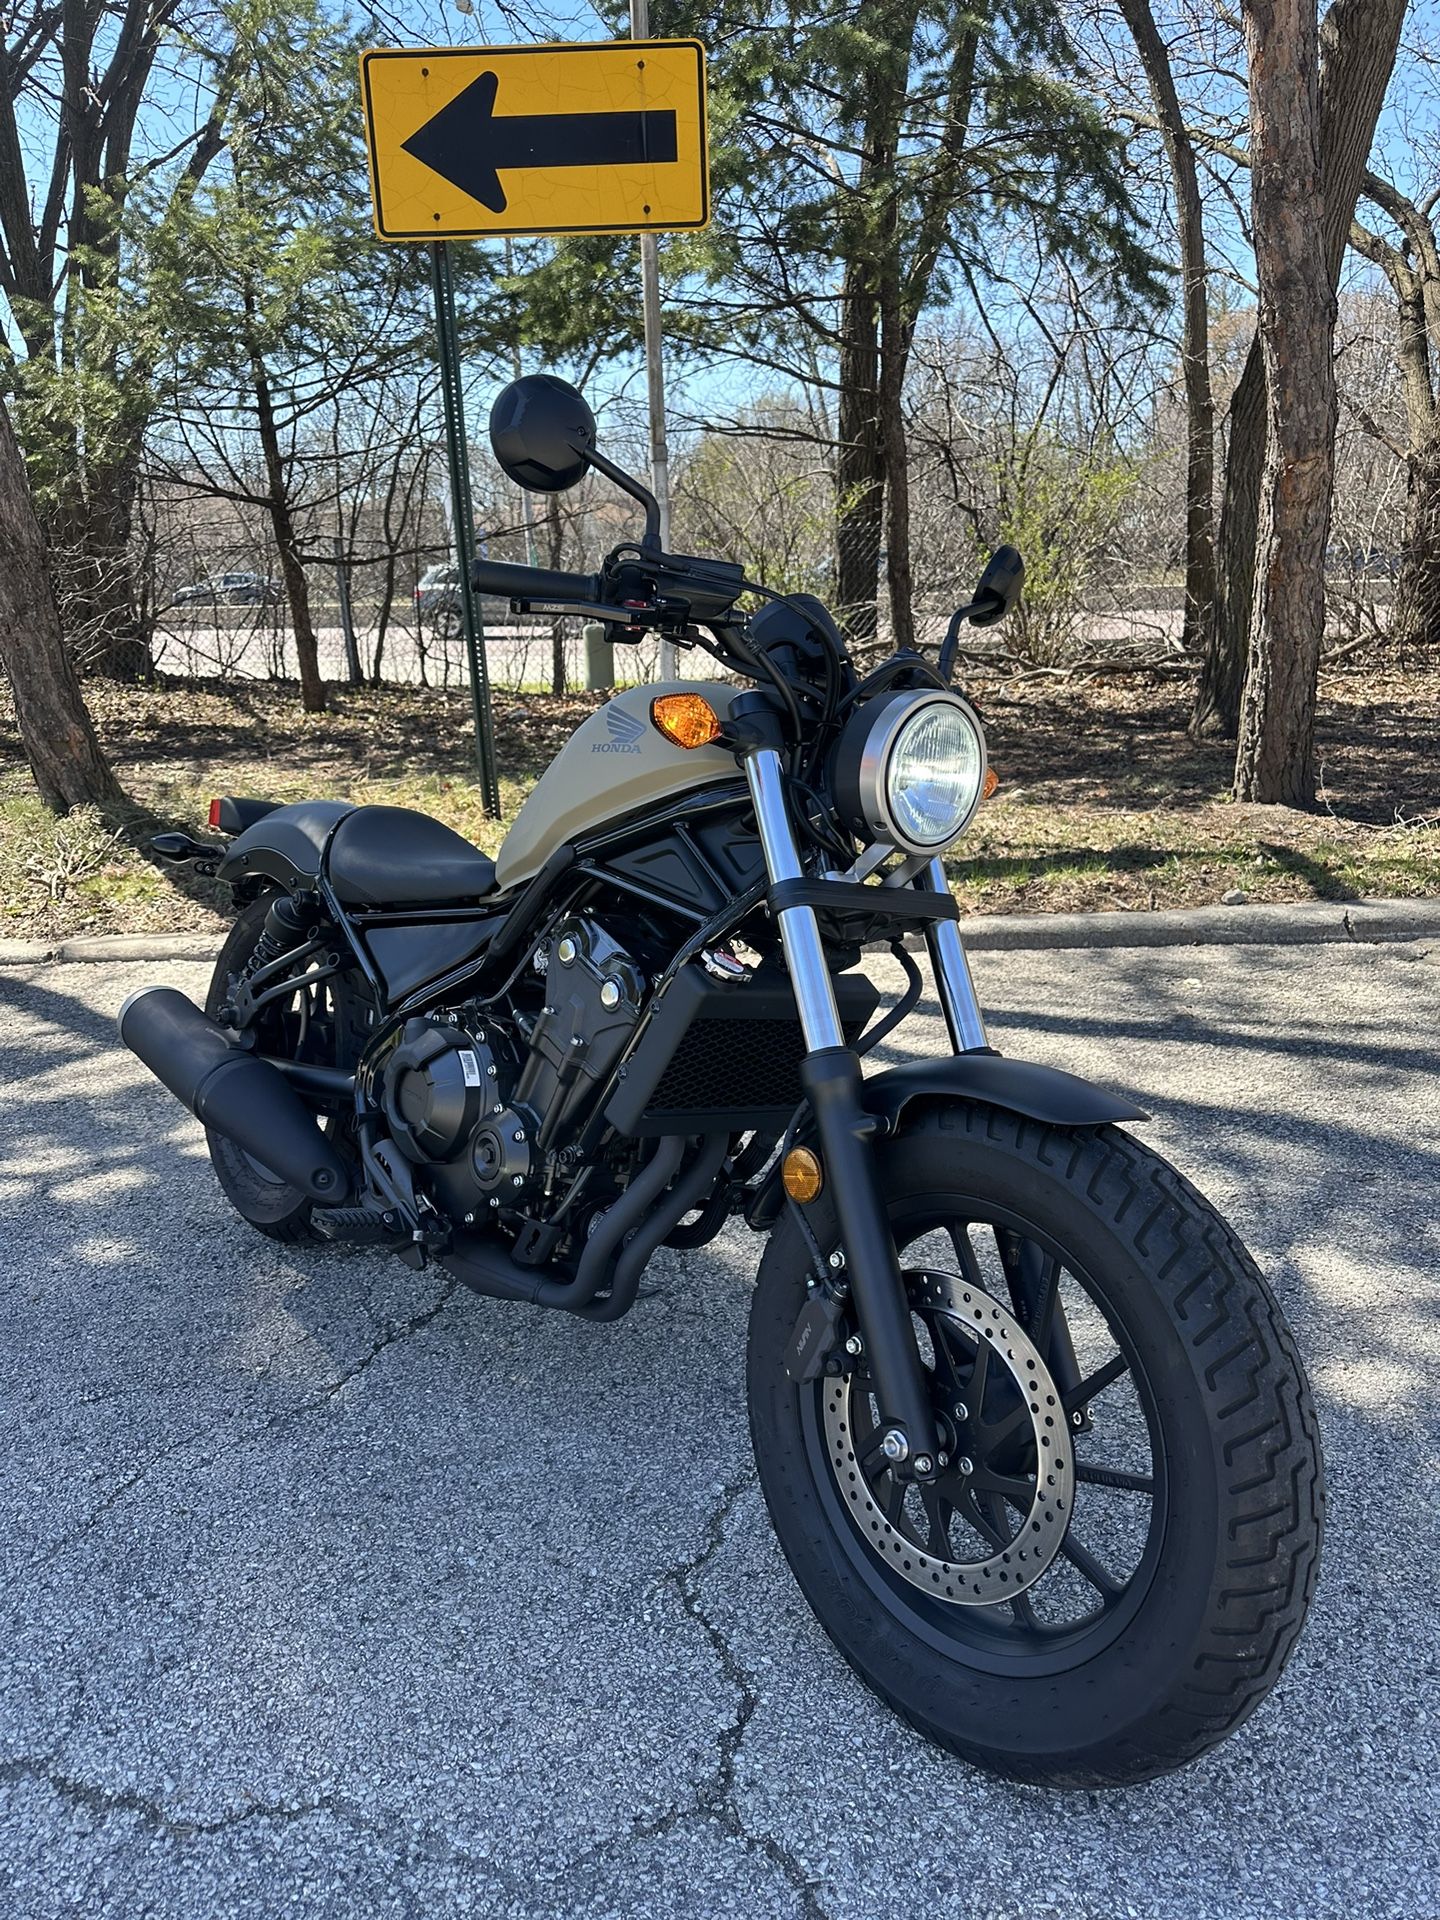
{"left": 377, "top": 914, "right": 646, "bottom": 1225}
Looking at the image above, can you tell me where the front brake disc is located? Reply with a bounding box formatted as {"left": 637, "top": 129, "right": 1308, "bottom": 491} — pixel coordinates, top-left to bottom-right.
{"left": 821, "top": 1268, "right": 1075, "bottom": 1606}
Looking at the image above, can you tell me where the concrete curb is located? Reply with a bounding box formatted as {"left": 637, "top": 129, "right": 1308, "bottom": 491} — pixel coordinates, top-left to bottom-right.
{"left": 951, "top": 896, "right": 1440, "bottom": 953}
{"left": 0, "top": 932, "right": 226, "bottom": 966}
{"left": 2, "top": 897, "right": 1438, "bottom": 969}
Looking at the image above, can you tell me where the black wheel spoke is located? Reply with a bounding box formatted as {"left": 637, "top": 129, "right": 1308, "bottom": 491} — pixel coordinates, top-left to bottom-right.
{"left": 954, "top": 1485, "right": 1011, "bottom": 1554}
{"left": 1064, "top": 1351, "right": 1130, "bottom": 1415}
{"left": 968, "top": 1464, "right": 1033, "bottom": 1502}
{"left": 1074, "top": 1461, "right": 1154, "bottom": 1494}
{"left": 928, "top": 1315, "right": 972, "bottom": 1393}
{"left": 977, "top": 1400, "right": 1028, "bottom": 1453}
{"left": 881, "top": 1473, "right": 905, "bottom": 1525}
{"left": 946, "top": 1224, "right": 986, "bottom": 1290}
{"left": 1060, "top": 1531, "right": 1125, "bottom": 1601}
{"left": 995, "top": 1231, "right": 1061, "bottom": 1349}
{"left": 965, "top": 1331, "right": 993, "bottom": 1415}
{"left": 1009, "top": 1590, "right": 1043, "bottom": 1633}
{"left": 918, "top": 1484, "right": 952, "bottom": 1558}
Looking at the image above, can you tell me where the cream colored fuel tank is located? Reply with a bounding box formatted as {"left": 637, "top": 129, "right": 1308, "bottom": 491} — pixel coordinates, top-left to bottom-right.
{"left": 493, "top": 681, "right": 747, "bottom": 891}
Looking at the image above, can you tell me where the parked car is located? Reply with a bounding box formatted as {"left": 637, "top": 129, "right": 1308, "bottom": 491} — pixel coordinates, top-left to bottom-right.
{"left": 414, "top": 563, "right": 462, "bottom": 617}
{"left": 172, "top": 572, "right": 279, "bottom": 608}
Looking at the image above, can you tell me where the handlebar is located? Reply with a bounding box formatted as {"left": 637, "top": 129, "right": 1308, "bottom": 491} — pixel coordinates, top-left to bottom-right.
{"left": 470, "top": 558, "right": 601, "bottom": 604}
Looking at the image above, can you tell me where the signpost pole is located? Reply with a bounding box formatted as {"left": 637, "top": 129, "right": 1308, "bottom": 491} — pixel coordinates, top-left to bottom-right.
{"left": 628, "top": 0, "right": 677, "bottom": 679}
{"left": 430, "top": 239, "right": 500, "bottom": 816}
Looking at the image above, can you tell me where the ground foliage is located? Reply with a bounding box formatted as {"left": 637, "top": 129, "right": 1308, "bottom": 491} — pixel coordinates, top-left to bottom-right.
{"left": 0, "top": 665, "right": 1434, "bottom": 941}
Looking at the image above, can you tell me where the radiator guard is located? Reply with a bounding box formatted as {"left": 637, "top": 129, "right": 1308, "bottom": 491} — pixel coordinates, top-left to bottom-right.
{"left": 605, "top": 964, "right": 881, "bottom": 1136}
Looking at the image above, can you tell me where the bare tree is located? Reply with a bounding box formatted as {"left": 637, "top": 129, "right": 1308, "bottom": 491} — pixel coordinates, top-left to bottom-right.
{"left": 1116, "top": 0, "right": 1219, "bottom": 660}
{"left": 1233, "top": 0, "right": 1337, "bottom": 805}
{"left": 1196, "top": 0, "right": 1408, "bottom": 737}
{"left": 1351, "top": 167, "right": 1440, "bottom": 650}
{"left": 0, "top": 398, "right": 125, "bottom": 813}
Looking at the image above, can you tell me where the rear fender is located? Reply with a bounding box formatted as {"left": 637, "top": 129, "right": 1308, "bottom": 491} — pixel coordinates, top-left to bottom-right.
{"left": 215, "top": 799, "right": 354, "bottom": 892}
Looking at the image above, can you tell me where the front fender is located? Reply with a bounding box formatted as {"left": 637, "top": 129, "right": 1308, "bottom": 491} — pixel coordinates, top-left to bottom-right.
{"left": 863, "top": 1054, "right": 1147, "bottom": 1132}
{"left": 745, "top": 1051, "right": 1146, "bottom": 1232}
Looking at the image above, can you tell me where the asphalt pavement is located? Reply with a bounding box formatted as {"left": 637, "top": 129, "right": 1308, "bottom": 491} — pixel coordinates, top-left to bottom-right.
{"left": 0, "top": 939, "right": 1437, "bottom": 1919}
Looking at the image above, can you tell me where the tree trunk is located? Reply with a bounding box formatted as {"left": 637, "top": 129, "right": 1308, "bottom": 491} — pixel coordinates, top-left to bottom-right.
{"left": 1198, "top": 0, "right": 1407, "bottom": 737}
{"left": 1234, "top": 0, "right": 1337, "bottom": 807}
{"left": 834, "top": 277, "right": 885, "bottom": 650}
{"left": 0, "top": 398, "right": 127, "bottom": 815}
{"left": 831, "top": 4, "right": 920, "bottom": 654}
{"left": 252, "top": 354, "right": 326, "bottom": 713}
{"left": 1118, "top": 0, "right": 1218, "bottom": 660}
{"left": 1195, "top": 352, "right": 1266, "bottom": 734}
{"left": 1393, "top": 418, "right": 1440, "bottom": 651}
{"left": 879, "top": 264, "right": 916, "bottom": 653}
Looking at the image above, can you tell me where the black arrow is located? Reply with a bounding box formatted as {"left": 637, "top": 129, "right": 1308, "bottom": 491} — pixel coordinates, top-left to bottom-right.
{"left": 402, "top": 70, "right": 678, "bottom": 216}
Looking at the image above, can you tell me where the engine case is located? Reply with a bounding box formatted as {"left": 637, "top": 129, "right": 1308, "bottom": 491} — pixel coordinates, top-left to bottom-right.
{"left": 511, "top": 916, "right": 644, "bottom": 1148}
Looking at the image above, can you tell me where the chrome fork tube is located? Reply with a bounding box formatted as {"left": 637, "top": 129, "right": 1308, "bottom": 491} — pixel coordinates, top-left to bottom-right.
{"left": 744, "top": 746, "right": 938, "bottom": 1471}
{"left": 917, "top": 857, "right": 989, "bottom": 1053}
{"left": 745, "top": 749, "right": 845, "bottom": 1052}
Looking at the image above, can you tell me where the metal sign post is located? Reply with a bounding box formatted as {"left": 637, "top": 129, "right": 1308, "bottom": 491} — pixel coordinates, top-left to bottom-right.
{"left": 360, "top": 35, "right": 709, "bottom": 746}
{"left": 430, "top": 240, "right": 500, "bottom": 816}
{"left": 629, "top": 0, "right": 677, "bottom": 678}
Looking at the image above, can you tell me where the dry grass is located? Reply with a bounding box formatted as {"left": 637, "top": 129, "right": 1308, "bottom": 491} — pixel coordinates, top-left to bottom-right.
{"left": 1, "top": 666, "right": 1436, "bottom": 940}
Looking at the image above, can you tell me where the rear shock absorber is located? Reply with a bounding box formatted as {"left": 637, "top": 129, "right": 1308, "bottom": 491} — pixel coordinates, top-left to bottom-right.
{"left": 244, "top": 890, "right": 323, "bottom": 981}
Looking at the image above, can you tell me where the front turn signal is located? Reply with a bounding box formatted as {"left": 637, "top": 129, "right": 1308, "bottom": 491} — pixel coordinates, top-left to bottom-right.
{"left": 651, "top": 693, "right": 723, "bottom": 749}
{"left": 782, "top": 1146, "right": 824, "bottom": 1205}
{"left": 982, "top": 767, "right": 1000, "bottom": 801}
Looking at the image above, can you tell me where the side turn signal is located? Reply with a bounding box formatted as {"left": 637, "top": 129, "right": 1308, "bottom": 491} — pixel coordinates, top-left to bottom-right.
{"left": 651, "top": 693, "right": 723, "bottom": 749}
{"left": 782, "top": 1146, "right": 824, "bottom": 1205}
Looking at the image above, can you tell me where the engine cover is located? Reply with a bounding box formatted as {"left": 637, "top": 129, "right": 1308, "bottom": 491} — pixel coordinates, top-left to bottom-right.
{"left": 381, "top": 1018, "right": 498, "bottom": 1162}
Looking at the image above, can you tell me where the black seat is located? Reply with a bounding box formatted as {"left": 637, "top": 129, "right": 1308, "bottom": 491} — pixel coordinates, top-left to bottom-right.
{"left": 326, "top": 805, "right": 496, "bottom": 907}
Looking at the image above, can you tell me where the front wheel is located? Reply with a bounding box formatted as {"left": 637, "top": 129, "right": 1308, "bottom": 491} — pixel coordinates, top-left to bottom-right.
{"left": 747, "top": 1103, "right": 1323, "bottom": 1787}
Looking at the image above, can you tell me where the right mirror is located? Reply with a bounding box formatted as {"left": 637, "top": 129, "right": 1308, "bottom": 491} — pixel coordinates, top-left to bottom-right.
{"left": 969, "top": 544, "right": 1024, "bottom": 626}
{"left": 489, "top": 374, "right": 596, "bottom": 493}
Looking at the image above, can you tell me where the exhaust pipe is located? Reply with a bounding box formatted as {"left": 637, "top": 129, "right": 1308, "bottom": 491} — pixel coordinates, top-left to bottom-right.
{"left": 118, "top": 986, "right": 350, "bottom": 1203}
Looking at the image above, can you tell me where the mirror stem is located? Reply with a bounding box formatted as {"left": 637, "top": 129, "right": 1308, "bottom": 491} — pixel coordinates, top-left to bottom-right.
{"left": 584, "top": 444, "right": 663, "bottom": 549}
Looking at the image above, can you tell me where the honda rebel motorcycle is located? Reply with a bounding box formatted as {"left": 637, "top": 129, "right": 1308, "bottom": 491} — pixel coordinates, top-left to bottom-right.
{"left": 124, "top": 374, "right": 1322, "bottom": 1787}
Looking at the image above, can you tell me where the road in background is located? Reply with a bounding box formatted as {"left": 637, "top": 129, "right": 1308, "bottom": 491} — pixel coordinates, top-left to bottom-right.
{"left": 0, "top": 940, "right": 1436, "bottom": 1918}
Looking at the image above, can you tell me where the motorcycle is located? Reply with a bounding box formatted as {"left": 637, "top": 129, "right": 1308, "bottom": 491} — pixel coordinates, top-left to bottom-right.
{"left": 126, "top": 373, "right": 1322, "bottom": 1787}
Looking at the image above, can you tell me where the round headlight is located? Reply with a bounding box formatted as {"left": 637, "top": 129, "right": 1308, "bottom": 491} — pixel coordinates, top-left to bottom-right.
{"left": 833, "top": 690, "right": 988, "bottom": 855}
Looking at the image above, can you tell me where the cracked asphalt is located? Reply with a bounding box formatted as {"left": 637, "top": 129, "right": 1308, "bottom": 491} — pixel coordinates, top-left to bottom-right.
{"left": 0, "top": 938, "right": 1437, "bottom": 1919}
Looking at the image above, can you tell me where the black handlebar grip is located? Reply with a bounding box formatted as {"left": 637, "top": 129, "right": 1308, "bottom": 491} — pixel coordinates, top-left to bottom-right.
{"left": 470, "top": 558, "right": 600, "bottom": 603}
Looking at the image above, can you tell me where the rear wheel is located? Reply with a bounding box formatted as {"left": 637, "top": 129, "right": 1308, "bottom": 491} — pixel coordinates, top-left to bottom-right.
{"left": 204, "top": 894, "right": 372, "bottom": 1241}
{"left": 747, "top": 1102, "right": 1323, "bottom": 1787}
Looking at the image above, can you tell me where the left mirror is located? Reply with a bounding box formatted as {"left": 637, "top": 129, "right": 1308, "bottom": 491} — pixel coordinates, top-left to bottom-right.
{"left": 489, "top": 374, "right": 596, "bottom": 492}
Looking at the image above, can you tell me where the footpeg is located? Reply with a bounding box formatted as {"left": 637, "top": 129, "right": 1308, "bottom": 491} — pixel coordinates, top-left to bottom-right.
{"left": 313, "top": 1207, "right": 400, "bottom": 1246}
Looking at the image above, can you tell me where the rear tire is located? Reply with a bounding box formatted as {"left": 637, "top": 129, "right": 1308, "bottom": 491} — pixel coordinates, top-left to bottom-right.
{"left": 204, "top": 895, "right": 371, "bottom": 1242}
{"left": 746, "top": 1102, "right": 1323, "bottom": 1787}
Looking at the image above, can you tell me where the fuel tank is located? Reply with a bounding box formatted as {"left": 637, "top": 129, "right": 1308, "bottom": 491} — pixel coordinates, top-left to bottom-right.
{"left": 494, "top": 681, "right": 746, "bottom": 890}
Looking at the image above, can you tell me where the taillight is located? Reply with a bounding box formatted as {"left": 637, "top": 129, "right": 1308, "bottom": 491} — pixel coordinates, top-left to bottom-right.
{"left": 208, "top": 798, "right": 223, "bottom": 829}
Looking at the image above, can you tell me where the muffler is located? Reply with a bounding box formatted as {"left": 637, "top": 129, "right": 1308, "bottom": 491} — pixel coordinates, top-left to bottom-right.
{"left": 118, "top": 986, "right": 351, "bottom": 1203}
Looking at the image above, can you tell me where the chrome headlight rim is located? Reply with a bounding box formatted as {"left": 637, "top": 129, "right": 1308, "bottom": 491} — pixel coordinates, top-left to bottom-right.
{"left": 835, "top": 689, "right": 988, "bottom": 857}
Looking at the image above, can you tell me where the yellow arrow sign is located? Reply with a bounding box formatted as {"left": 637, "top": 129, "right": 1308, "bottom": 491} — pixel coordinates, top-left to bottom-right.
{"left": 360, "top": 41, "right": 709, "bottom": 242}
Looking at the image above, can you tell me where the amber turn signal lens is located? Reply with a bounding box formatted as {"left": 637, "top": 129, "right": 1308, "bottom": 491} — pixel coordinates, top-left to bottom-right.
{"left": 782, "top": 1146, "right": 823, "bottom": 1205}
{"left": 982, "top": 767, "right": 1000, "bottom": 801}
{"left": 651, "top": 693, "right": 723, "bottom": 749}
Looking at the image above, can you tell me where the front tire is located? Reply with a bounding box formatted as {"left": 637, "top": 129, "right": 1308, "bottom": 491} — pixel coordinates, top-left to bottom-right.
{"left": 747, "top": 1102, "right": 1323, "bottom": 1787}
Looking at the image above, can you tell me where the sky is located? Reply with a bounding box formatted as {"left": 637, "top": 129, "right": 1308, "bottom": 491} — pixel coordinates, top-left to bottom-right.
{"left": 8, "top": 0, "right": 1440, "bottom": 448}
